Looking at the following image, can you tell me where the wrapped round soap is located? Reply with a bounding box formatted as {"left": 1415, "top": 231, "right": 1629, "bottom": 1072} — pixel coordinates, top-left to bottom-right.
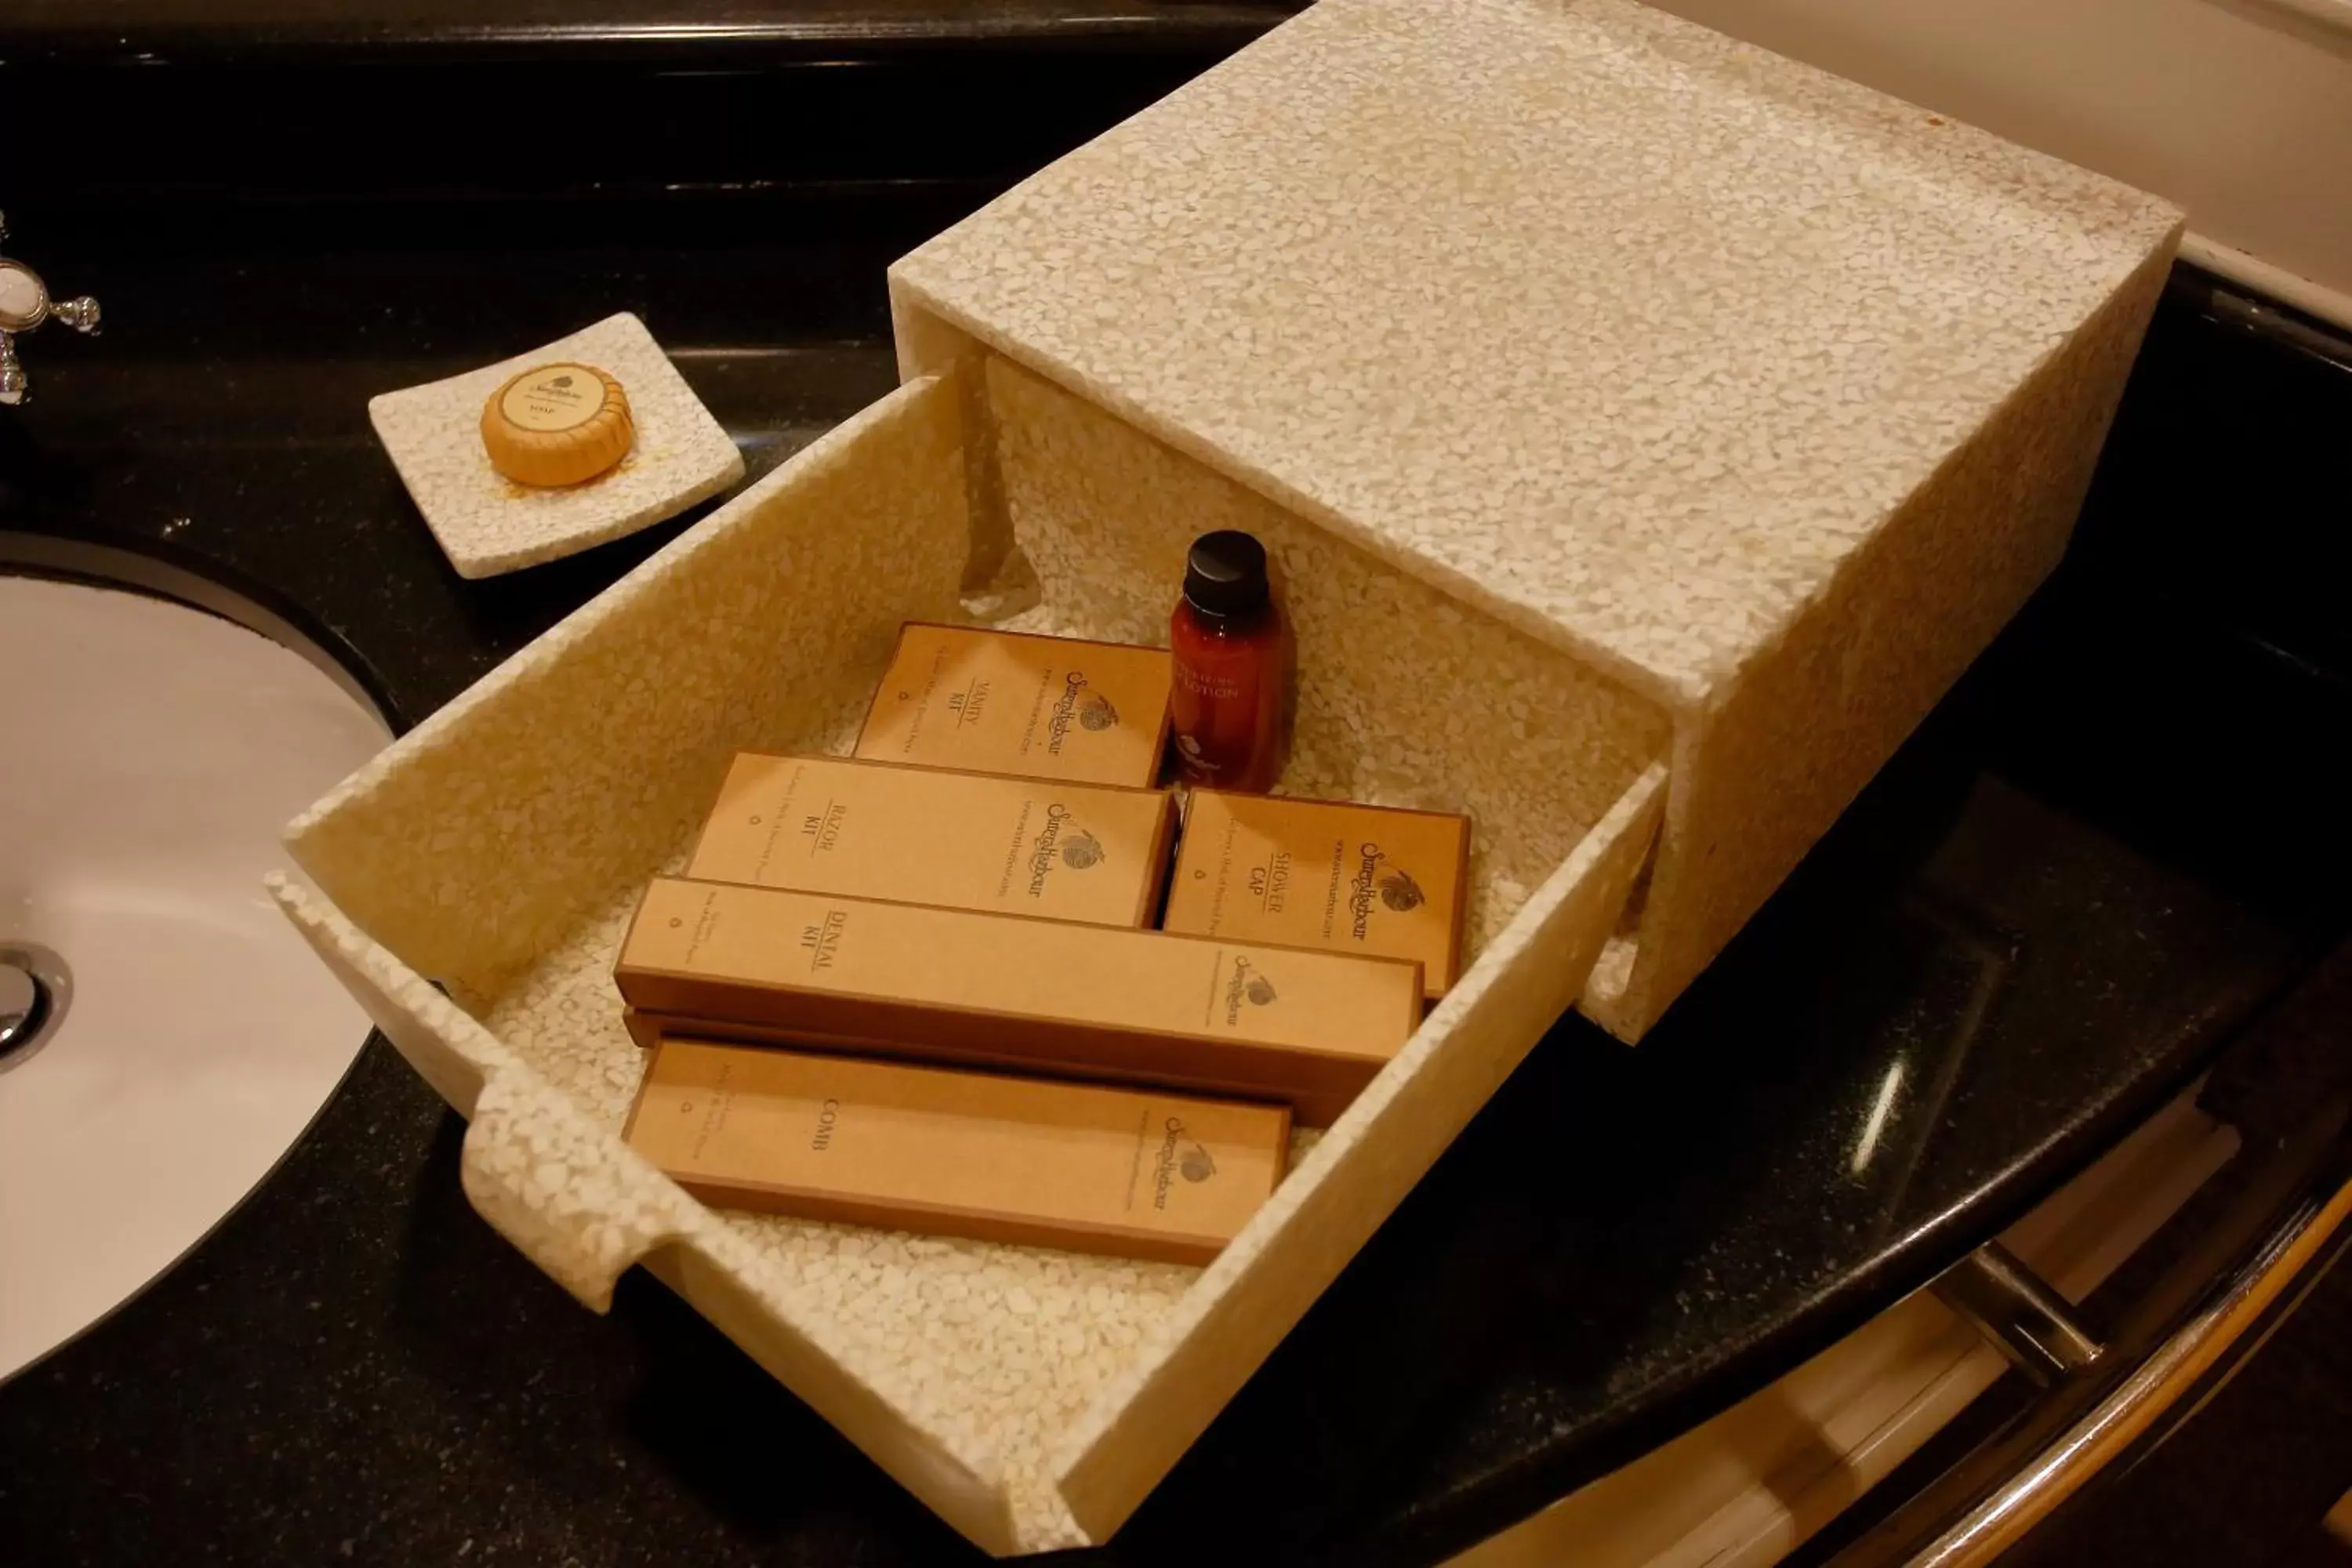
{"left": 479, "top": 361, "right": 633, "bottom": 486}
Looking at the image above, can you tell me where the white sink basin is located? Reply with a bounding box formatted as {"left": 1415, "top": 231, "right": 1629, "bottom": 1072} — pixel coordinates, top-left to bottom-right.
{"left": 0, "top": 574, "right": 390, "bottom": 1381}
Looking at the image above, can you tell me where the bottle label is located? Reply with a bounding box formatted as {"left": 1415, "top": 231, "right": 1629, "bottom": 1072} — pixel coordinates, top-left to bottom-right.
{"left": 1174, "top": 664, "right": 1247, "bottom": 702}
{"left": 499, "top": 363, "right": 605, "bottom": 432}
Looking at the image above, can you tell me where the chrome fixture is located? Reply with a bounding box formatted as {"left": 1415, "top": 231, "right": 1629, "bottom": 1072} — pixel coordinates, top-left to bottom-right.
{"left": 0, "top": 940, "right": 72, "bottom": 1072}
{"left": 0, "top": 211, "right": 102, "bottom": 406}
{"left": 1933, "top": 1240, "right": 2104, "bottom": 1386}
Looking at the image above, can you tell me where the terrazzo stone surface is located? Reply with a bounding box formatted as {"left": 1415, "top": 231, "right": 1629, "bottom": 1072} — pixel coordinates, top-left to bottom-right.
{"left": 891, "top": 0, "right": 2184, "bottom": 1040}
{"left": 281, "top": 347, "right": 1664, "bottom": 1548}
{"left": 985, "top": 354, "right": 1671, "bottom": 954}
{"left": 368, "top": 313, "right": 746, "bottom": 580}
{"left": 895, "top": 0, "right": 2180, "bottom": 704}
{"left": 297, "top": 376, "right": 964, "bottom": 998}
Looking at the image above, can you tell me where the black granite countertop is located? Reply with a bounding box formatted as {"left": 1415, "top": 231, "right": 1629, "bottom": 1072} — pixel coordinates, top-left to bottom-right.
{"left": 4, "top": 24, "right": 2352, "bottom": 1564}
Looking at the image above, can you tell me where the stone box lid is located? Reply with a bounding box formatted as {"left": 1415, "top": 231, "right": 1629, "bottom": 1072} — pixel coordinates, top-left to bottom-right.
{"left": 889, "top": 0, "right": 2180, "bottom": 709}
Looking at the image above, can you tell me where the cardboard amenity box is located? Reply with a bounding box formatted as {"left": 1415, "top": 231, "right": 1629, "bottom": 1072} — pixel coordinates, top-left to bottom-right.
{"left": 855, "top": 622, "right": 1174, "bottom": 788}
{"left": 624, "top": 1033, "right": 1292, "bottom": 1266}
{"left": 613, "top": 877, "right": 1421, "bottom": 1125}
{"left": 274, "top": 0, "right": 2180, "bottom": 1551}
{"left": 1162, "top": 789, "right": 1473, "bottom": 1000}
{"left": 687, "top": 751, "right": 1175, "bottom": 928}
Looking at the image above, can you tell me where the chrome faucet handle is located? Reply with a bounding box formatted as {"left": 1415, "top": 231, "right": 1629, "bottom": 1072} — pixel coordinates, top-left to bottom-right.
{"left": 0, "top": 211, "right": 102, "bottom": 407}
{"left": 45, "top": 294, "right": 103, "bottom": 334}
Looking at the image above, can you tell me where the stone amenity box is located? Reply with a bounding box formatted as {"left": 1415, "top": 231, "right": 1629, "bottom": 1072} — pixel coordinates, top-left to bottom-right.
{"left": 274, "top": 0, "right": 2180, "bottom": 1552}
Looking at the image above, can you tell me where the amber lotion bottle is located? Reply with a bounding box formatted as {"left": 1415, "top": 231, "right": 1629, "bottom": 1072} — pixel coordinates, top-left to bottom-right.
{"left": 1170, "top": 530, "right": 1290, "bottom": 793}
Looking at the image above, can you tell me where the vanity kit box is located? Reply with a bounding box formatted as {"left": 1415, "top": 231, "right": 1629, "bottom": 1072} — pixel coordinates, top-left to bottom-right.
{"left": 273, "top": 0, "right": 2180, "bottom": 1552}
{"left": 614, "top": 877, "right": 1423, "bottom": 1125}
{"left": 1163, "top": 789, "right": 1475, "bottom": 1000}
{"left": 624, "top": 1033, "right": 1292, "bottom": 1267}
{"left": 855, "top": 621, "right": 1175, "bottom": 787}
{"left": 685, "top": 751, "right": 1177, "bottom": 928}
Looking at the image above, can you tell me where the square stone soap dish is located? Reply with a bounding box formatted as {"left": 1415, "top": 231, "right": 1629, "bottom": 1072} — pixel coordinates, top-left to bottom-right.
{"left": 278, "top": 0, "right": 2181, "bottom": 1554}
{"left": 367, "top": 312, "right": 745, "bottom": 579}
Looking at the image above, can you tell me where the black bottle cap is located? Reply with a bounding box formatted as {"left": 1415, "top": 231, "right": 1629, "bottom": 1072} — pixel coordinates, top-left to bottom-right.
{"left": 1181, "top": 531, "right": 1271, "bottom": 622}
